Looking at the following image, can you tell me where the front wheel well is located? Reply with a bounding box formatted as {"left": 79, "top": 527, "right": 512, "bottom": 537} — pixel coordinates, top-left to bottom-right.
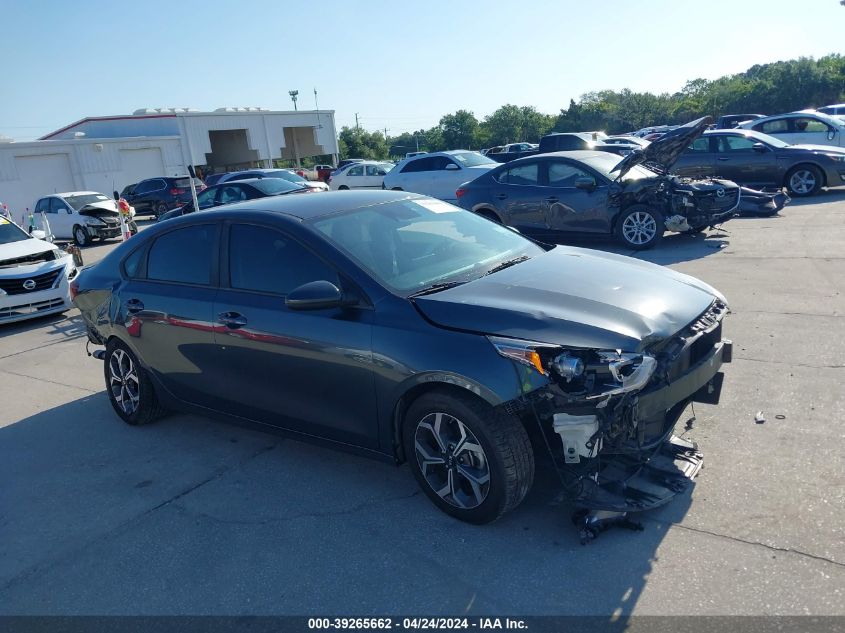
{"left": 473, "top": 207, "right": 503, "bottom": 223}
{"left": 392, "top": 382, "right": 498, "bottom": 464}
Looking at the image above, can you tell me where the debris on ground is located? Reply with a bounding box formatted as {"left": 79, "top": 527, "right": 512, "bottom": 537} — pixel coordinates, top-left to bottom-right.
{"left": 755, "top": 411, "right": 766, "bottom": 424}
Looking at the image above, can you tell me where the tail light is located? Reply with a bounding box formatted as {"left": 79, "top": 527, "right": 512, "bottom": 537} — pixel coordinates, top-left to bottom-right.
{"left": 456, "top": 188, "right": 467, "bottom": 199}
{"left": 69, "top": 279, "right": 80, "bottom": 301}
{"left": 170, "top": 188, "right": 185, "bottom": 195}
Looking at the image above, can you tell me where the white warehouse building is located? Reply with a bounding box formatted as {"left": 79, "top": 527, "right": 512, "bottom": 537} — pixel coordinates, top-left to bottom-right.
{"left": 0, "top": 107, "right": 338, "bottom": 216}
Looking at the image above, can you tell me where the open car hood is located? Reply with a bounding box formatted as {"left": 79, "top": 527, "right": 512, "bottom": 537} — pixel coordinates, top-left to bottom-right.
{"left": 611, "top": 116, "right": 712, "bottom": 179}
{"left": 79, "top": 201, "right": 119, "bottom": 216}
{"left": 413, "top": 247, "right": 721, "bottom": 352}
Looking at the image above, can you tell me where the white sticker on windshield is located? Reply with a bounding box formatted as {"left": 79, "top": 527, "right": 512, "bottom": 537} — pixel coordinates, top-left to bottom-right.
{"left": 415, "top": 199, "right": 458, "bottom": 214}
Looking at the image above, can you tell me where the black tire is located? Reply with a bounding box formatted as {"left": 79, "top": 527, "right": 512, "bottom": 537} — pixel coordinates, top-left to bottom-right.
{"left": 338, "top": 185, "right": 349, "bottom": 190}
{"left": 403, "top": 390, "right": 534, "bottom": 524}
{"left": 103, "top": 339, "right": 167, "bottom": 426}
{"left": 785, "top": 165, "right": 822, "bottom": 197}
{"left": 391, "top": 187, "right": 403, "bottom": 191}
{"left": 615, "top": 205, "right": 664, "bottom": 250}
{"left": 154, "top": 201, "right": 168, "bottom": 218}
{"left": 72, "top": 224, "right": 90, "bottom": 247}
{"left": 475, "top": 208, "right": 502, "bottom": 224}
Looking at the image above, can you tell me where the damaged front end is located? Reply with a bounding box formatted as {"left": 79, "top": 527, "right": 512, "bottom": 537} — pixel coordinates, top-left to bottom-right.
{"left": 494, "top": 299, "right": 732, "bottom": 542}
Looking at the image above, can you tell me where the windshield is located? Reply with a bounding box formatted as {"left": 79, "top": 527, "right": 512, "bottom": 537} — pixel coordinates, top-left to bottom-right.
{"left": 580, "top": 153, "right": 658, "bottom": 180}
{"left": 252, "top": 178, "right": 307, "bottom": 195}
{"left": 311, "top": 198, "right": 543, "bottom": 295}
{"left": 63, "top": 194, "right": 111, "bottom": 210}
{"left": 450, "top": 152, "right": 496, "bottom": 167}
{"left": 0, "top": 218, "right": 31, "bottom": 244}
{"left": 266, "top": 170, "right": 307, "bottom": 184}
{"left": 173, "top": 177, "right": 204, "bottom": 189}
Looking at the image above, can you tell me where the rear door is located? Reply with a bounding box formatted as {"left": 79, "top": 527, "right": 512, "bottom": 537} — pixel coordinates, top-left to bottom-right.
{"left": 542, "top": 159, "right": 611, "bottom": 234}
{"left": 428, "top": 156, "right": 464, "bottom": 201}
{"left": 396, "top": 157, "right": 435, "bottom": 196}
{"left": 363, "top": 164, "right": 388, "bottom": 188}
{"left": 345, "top": 164, "right": 366, "bottom": 188}
{"left": 211, "top": 222, "right": 378, "bottom": 447}
{"left": 673, "top": 137, "right": 716, "bottom": 178}
{"left": 118, "top": 223, "right": 221, "bottom": 405}
{"left": 712, "top": 134, "right": 778, "bottom": 187}
{"left": 489, "top": 161, "right": 547, "bottom": 232}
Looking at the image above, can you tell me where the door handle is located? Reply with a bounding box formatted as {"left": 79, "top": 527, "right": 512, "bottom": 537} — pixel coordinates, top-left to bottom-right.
{"left": 494, "top": 193, "right": 508, "bottom": 200}
{"left": 125, "top": 299, "right": 144, "bottom": 314}
{"left": 218, "top": 311, "right": 247, "bottom": 329}
{"left": 717, "top": 157, "right": 730, "bottom": 161}
{"left": 545, "top": 196, "right": 559, "bottom": 202}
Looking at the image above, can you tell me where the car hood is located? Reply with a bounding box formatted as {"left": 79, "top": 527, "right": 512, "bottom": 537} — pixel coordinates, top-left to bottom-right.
{"left": 787, "top": 144, "right": 845, "bottom": 154}
{"left": 79, "top": 201, "right": 120, "bottom": 215}
{"left": 0, "top": 237, "right": 56, "bottom": 263}
{"left": 611, "top": 117, "right": 713, "bottom": 179}
{"left": 413, "top": 246, "right": 723, "bottom": 352}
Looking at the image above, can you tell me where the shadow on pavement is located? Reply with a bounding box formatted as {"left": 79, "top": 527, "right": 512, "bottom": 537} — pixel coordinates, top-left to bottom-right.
{"left": 787, "top": 188, "right": 845, "bottom": 207}
{"left": 0, "top": 312, "right": 87, "bottom": 342}
{"left": 0, "top": 393, "right": 692, "bottom": 616}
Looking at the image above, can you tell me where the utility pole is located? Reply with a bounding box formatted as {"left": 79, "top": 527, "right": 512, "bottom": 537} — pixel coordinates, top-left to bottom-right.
{"left": 383, "top": 127, "right": 389, "bottom": 138}
{"left": 355, "top": 113, "right": 361, "bottom": 131}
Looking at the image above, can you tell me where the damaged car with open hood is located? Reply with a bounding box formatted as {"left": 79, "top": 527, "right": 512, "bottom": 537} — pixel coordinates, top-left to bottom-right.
{"left": 73, "top": 191, "right": 731, "bottom": 539}
{"left": 33, "top": 191, "right": 136, "bottom": 246}
{"left": 457, "top": 116, "right": 787, "bottom": 249}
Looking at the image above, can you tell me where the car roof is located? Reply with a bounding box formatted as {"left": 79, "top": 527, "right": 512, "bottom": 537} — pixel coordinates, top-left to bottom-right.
{"left": 53, "top": 191, "right": 107, "bottom": 197}
{"left": 199, "top": 190, "right": 424, "bottom": 221}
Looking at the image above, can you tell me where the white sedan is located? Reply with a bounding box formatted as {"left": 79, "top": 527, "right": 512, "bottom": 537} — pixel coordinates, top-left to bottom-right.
{"left": 33, "top": 191, "right": 132, "bottom": 246}
{"left": 329, "top": 161, "right": 394, "bottom": 190}
{"left": 381, "top": 151, "right": 498, "bottom": 202}
{"left": 739, "top": 111, "right": 845, "bottom": 148}
{"left": 0, "top": 217, "right": 77, "bottom": 324}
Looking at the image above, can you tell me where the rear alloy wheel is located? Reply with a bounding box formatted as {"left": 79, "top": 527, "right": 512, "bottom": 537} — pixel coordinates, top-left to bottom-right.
{"left": 404, "top": 391, "right": 534, "bottom": 524}
{"left": 615, "top": 205, "right": 663, "bottom": 250}
{"left": 73, "top": 225, "right": 90, "bottom": 247}
{"left": 786, "top": 165, "right": 822, "bottom": 197}
{"left": 155, "top": 201, "right": 168, "bottom": 218}
{"left": 104, "top": 339, "right": 166, "bottom": 425}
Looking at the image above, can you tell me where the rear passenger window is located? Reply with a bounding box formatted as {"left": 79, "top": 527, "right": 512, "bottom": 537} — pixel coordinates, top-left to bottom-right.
{"left": 496, "top": 163, "right": 539, "bottom": 185}
{"left": 123, "top": 246, "right": 147, "bottom": 279}
{"left": 147, "top": 225, "right": 216, "bottom": 285}
{"left": 401, "top": 157, "right": 435, "bottom": 173}
{"left": 758, "top": 119, "right": 788, "bottom": 134}
{"left": 228, "top": 224, "right": 339, "bottom": 295}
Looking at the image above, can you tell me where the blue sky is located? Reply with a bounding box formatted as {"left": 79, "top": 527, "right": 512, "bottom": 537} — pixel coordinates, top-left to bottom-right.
{"left": 2, "top": 0, "right": 843, "bottom": 140}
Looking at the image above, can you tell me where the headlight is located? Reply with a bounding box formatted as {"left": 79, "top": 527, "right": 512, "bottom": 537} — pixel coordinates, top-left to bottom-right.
{"left": 823, "top": 153, "right": 845, "bottom": 162}
{"left": 85, "top": 217, "right": 106, "bottom": 227}
{"left": 489, "top": 336, "right": 657, "bottom": 399}
{"left": 51, "top": 247, "right": 68, "bottom": 261}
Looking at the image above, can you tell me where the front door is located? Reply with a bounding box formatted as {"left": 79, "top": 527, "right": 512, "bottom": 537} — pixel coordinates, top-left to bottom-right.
{"left": 712, "top": 134, "right": 778, "bottom": 187}
{"left": 673, "top": 137, "right": 716, "bottom": 179}
{"left": 49, "top": 197, "right": 74, "bottom": 238}
{"left": 542, "top": 160, "right": 611, "bottom": 234}
{"left": 212, "top": 222, "right": 378, "bottom": 448}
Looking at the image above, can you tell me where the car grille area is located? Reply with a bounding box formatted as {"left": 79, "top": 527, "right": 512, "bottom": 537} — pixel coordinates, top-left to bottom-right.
{"left": 0, "top": 269, "right": 62, "bottom": 295}
{"left": 694, "top": 188, "right": 740, "bottom": 213}
{"left": 653, "top": 300, "right": 728, "bottom": 383}
{"left": 0, "top": 297, "right": 66, "bottom": 321}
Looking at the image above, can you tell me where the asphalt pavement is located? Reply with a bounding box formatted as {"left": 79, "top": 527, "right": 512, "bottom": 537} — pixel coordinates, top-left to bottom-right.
{"left": 1, "top": 198, "right": 843, "bottom": 616}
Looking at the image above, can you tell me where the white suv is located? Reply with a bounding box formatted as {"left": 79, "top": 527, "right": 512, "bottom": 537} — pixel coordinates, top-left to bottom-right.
{"left": 739, "top": 111, "right": 845, "bottom": 147}
{"left": 329, "top": 161, "right": 394, "bottom": 190}
{"left": 381, "top": 151, "right": 498, "bottom": 201}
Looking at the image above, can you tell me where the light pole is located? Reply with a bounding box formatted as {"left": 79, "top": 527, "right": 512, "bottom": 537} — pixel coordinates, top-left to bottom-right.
{"left": 289, "top": 90, "right": 299, "bottom": 111}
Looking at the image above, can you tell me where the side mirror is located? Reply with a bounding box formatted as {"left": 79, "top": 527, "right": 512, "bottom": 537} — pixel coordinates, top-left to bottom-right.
{"left": 444, "top": 163, "right": 460, "bottom": 171}
{"left": 575, "top": 176, "right": 597, "bottom": 190}
{"left": 752, "top": 142, "right": 769, "bottom": 153}
{"left": 286, "top": 280, "right": 344, "bottom": 310}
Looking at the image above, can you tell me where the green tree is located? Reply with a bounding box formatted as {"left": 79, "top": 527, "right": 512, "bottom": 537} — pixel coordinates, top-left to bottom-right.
{"left": 338, "top": 127, "right": 388, "bottom": 160}
{"left": 439, "top": 110, "right": 480, "bottom": 149}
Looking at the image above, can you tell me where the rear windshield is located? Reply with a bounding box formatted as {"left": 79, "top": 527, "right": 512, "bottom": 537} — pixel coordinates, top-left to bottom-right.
{"left": 450, "top": 152, "right": 495, "bottom": 167}
{"left": 173, "top": 178, "right": 204, "bottom": 189}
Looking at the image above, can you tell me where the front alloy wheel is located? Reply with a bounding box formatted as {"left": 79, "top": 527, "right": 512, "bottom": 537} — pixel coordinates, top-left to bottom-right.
{"left": 73, "top": 225, "right": 90, "bottom": 247}
{"left": 616, "top": 205, "right": 664, "bottom": 250}
{"left": 414, "top": 412, "right": 490, "bottom": 509}
{"left": 786, "top": 166, "right": 821, "bottom": 197}
{"left": 404, "top": 390, "right": 534, "bottom": 524}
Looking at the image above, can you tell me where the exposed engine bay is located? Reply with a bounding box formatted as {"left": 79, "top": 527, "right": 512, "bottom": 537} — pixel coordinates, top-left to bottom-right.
{"left": 496, "top": 299, "right": 731, "bottom": 542}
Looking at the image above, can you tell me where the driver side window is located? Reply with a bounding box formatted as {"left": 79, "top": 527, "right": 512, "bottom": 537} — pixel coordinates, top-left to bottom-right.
{"left": 196, "top": 188, "right": 217, "bottom": 209}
